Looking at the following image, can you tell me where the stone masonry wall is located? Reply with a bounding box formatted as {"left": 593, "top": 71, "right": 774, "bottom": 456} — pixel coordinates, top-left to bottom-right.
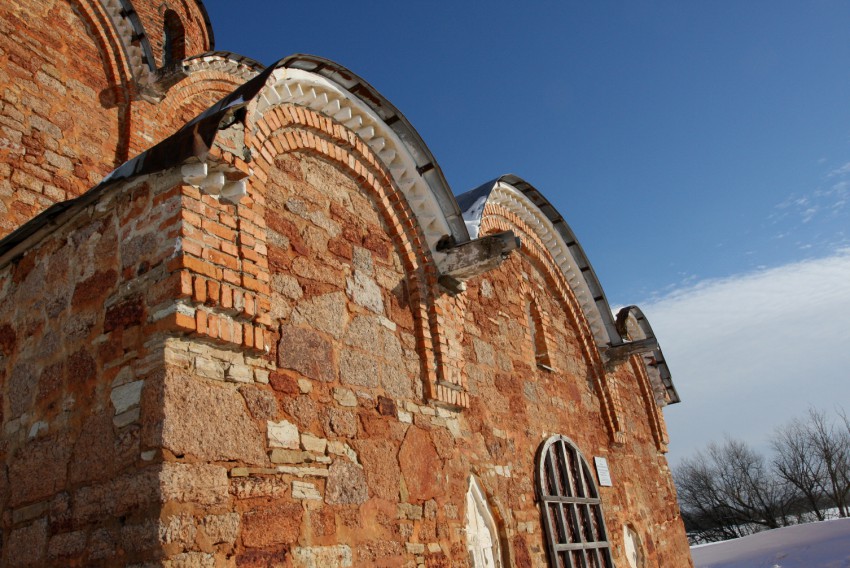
{"left": 150, "top": 149, "right": 692, "bottom": 566}
{"left": 0, "top": 170, "right": 234, "bottom": 566}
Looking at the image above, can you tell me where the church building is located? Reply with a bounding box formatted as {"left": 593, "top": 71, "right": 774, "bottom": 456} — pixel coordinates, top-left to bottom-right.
{"left": 0, "top": 1, "right": 692, "bottom": 566}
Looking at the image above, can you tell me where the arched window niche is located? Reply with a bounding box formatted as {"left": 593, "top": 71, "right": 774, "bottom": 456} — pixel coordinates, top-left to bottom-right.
{"left": 527, "top": 297, "right": 552, "bottom": 368}
{"left": 162, "top": 9, "right": 186, "bottom": 67}
{"left": 536, "top": 435, "right": 614, "bottom": 568}
{"left": 465, "top": 476, "right": 505, "bottom": 568}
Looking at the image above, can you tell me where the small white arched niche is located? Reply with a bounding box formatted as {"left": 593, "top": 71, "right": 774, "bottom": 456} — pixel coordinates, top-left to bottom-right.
{"left": 623, "top": 524, "right": 644, "bottom": 568}
{"left": 465, "top": 477, "right": 504, "bottom": 568}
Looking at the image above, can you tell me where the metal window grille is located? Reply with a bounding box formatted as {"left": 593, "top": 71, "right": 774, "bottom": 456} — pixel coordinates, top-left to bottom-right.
{"left": 536, "top": 435, "right": 614, "bottom": 568}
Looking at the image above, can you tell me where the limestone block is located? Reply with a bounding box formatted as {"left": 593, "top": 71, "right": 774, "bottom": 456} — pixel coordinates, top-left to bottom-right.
{"left": 292, "top": 545, "right": 353, "bottom": 568}
{"left": 194, "top": 356, "right": 224, "bottom": 380}
{"left": 162, "top": 552, "right": 216, "bottom": 567}
{"left": 270, "top": 449, "right": 314, "bottom": 464}
{"left": 346, "top": 270, "right": 384, "bottom": 314}
{"left": 333, "top": 388, "right": 357, "bottom": 407}
{"left": 301, "top": 433, "right": 328, "bottom": 453}
{"left": 225, "top": 363, "right": 253, "bottom": 383}
{"left": 276, "top": 465, "right": 330, "bottom": 478}
{"left": 113, "top": 408, "right": 140, "bottom": 428}
{"left": 292, "top": 480, "right": 322, "bottom": 500}
{"left": 230, "top": 476, "right": 288, "bottom": 499}
{"left": 268, "top": 420, "right": 300, "bottom": 449}
{"left": 406, "top": 543, "right": 426, "bottom": 554}
{"left": 327, "top": 441, "right": 358, "bottom": 463}
{"left": 111, "top": 380, "right": 144, "bottom": 414}
{"left": 159, "top": 513, "right": 197, "bottom": 547}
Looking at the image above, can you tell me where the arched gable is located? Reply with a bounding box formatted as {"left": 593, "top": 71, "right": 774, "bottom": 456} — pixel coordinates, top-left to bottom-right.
{"left": 458, "top": 175, "right": 621, "bottom": 350}
{"left": 246, "top": 55, "right": 471, "bottom": 265}
{"left": 459, "top": 175, "right": 626, "bottom": 441}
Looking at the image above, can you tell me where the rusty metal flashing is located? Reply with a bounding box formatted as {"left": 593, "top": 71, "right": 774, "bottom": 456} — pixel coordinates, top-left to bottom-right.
{"left": 615, "top": 305, "right": 680, "bottom": 404}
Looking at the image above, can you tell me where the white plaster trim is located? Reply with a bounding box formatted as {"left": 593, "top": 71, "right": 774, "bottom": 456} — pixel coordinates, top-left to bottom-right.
{"left": 465, "top": 477, "right": 504, "bottom": 568}
{"left": 181, "top": 53, "right": 261, "bottom": 82}
{"left": 181, "top": 161, "right": 248, "bottom": 203}
{"left": 489, "top": 181, "right": 608, "bottom": 347}
{"left": 253, "top": 68, "right": 451, "bottom": 262}
{"left": 98, "top": 0, "right": 152, "bottom": 81}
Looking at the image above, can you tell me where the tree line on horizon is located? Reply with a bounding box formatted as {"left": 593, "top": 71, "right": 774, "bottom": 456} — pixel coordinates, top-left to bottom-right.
{"left": 673, "top": 407, "right": 850, "bottom": 545}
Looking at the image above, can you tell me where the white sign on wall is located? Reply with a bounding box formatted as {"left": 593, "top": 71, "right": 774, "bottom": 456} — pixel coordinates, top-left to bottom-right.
{"left": 594, "top": 457, "right": 613, "bottom": 487}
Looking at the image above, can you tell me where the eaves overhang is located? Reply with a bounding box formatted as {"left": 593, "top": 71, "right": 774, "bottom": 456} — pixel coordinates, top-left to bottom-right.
{"left": 615, "top": 306, "right": 680, "bottom": 405}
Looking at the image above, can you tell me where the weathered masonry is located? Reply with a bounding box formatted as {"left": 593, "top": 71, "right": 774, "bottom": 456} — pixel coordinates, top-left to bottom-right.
{"left": 0, "top": 1, "right": 693, "bottom": 566}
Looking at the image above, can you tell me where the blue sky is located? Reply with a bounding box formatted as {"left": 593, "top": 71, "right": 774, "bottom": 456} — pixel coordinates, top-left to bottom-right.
{"left": 201, "top": 1, "right": 850, "bottom": 462}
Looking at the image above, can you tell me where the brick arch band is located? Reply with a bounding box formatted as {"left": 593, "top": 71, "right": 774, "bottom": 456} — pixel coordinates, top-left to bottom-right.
{"left": 70, "top": 0, "right": 136, "bottom": 165}
{"left": 245, "top": 103, "right": 464, "bottom": 407}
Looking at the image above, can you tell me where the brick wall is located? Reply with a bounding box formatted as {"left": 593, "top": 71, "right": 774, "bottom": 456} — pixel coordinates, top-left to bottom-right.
{"left": 133, "top": 0, "right": 211, "bottom": 69}
{"left": 0, "top": 0, "right": 128, "bottom": 237}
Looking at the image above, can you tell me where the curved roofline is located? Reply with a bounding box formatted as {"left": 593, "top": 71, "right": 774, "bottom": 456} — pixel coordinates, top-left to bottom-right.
{"left": 278, "top": 54, "right": 470, "bottom": 245}
{"left": 457, "top": 174, "right": 622, "bottom": 348}
{"left": 615, "top": 305, "right": 680, "bottom": 404}
{"left": 192, "top": 0, "right": 216, "bottom": 50}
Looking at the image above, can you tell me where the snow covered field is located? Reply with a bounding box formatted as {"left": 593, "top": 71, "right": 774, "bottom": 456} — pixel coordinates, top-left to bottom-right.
{"left": 691, "top": 518, "right": 850, "bottom": 567}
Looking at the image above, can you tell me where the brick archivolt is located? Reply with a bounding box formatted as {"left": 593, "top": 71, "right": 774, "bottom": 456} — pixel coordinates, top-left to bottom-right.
{"left": 245, "top": 103, "right": 468, "bottom": 409}
{"left": 481, "top": 204, "right": 625, "bottom": 444}
{"left": 246, "top": 66, "right": 463, "bottom": 266}
{"left": 97, "top": 0, "right": 154, "bottom": 80}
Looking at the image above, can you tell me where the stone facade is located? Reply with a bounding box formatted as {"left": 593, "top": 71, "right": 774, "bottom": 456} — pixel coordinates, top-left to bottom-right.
{"left": 0, "top": 1, "right": 693, "bottom": 566}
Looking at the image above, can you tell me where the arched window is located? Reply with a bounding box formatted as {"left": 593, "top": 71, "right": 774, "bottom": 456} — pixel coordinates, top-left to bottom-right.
{"left": 536, "top": 436, "right": 613, "bottom": 568}
{"left": 465, "top": 477, "right": 504, "bottom": 568}
{"left": 162, "top": 9, "right": 186, "bottom": 66}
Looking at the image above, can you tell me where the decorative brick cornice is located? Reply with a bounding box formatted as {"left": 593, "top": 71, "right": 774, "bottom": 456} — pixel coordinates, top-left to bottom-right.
{"left": 98, "top": 0, "right": 154, "bottom": 81}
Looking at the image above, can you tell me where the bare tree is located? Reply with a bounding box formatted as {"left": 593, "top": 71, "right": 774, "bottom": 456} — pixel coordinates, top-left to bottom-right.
{"left": 805, "top": 408, "right": 850, "bottom": 517}
{"left": 772, "top": 417, "right": 828, "bottom": 521}
{"left": 675, "top": 437, "right": 796, "bottom": 543}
